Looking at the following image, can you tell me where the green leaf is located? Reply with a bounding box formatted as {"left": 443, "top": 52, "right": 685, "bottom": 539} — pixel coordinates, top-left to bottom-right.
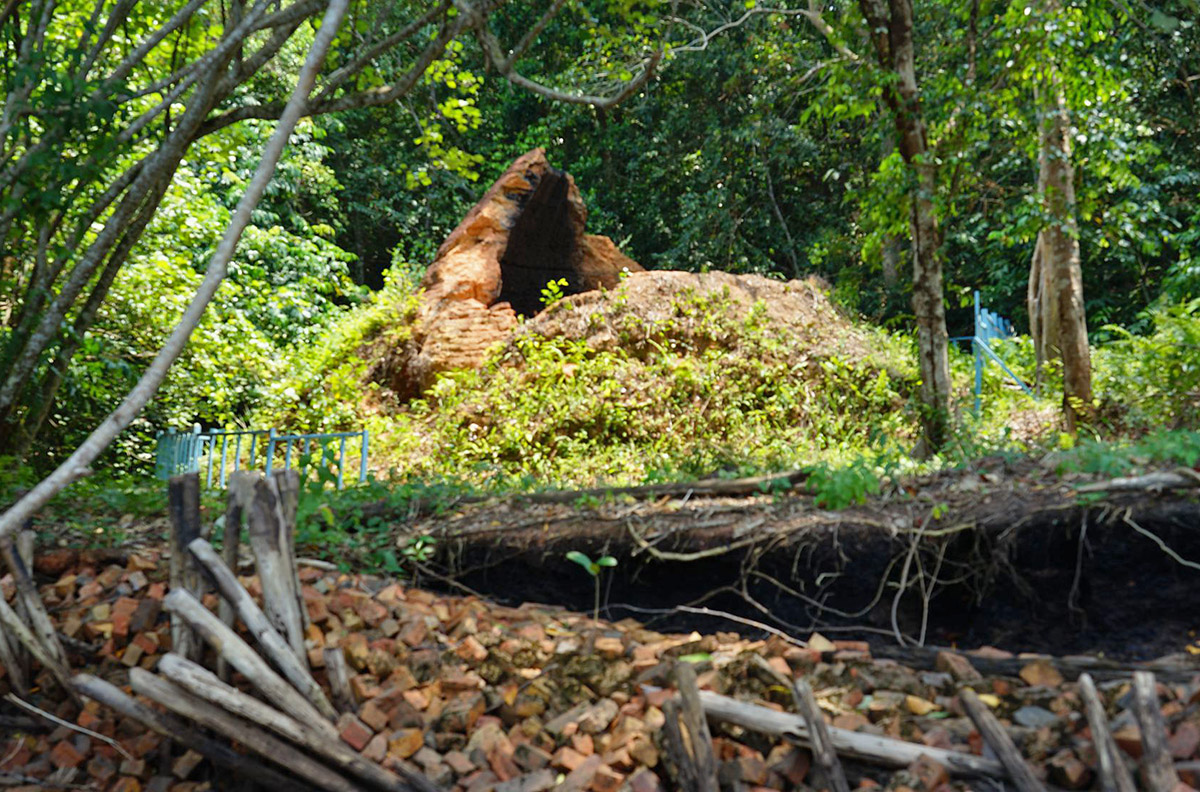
{"left": 596, "top": 555, "right": 618, "bottom": 567}
{"left": 678, "top": 652, "right": 712, "bottom": 663}
{"left": 566, "top": 551, "right": 596, "bottom": 575}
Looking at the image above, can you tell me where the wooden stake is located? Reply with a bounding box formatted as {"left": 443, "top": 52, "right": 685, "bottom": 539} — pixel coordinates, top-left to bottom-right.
{"left": 72, "top": 673, "right": 316, "bottom": 791}
{"left": 0, "top": 594, "right": 73, "bottom": 695}
{"left": 162, "top": 588, "right": 335, "bottom": 738}
{"left": 246, "top": 471, "right": 308, "bottom": 666}
{"left": 0, "top": 536, "right": 69, "bottom": 673}
{"left": 662, "top": 662, "right": 720, "bottom": 792}
{"left": 188, "top": 537, "right": 336, "bottom": 720}
{"left": 960, "top": 688, "right": 1045, "bottom": 792}
{"left": 130, "top": 669, "right": 361, "bottom": 792}
{"left": 324, "top": 646, "right": 357, "bottom": 714}
{"left": 0, "top": 595, "right": 27, "bottom": 695}
{"left": 158, "top": 653, "right": 434, "bottom": 792}
{"left": 1132, "top": 671, "right": 1181, "bottom": 792}
{"left": 168, "top": 473, "right": 204, "bottom": 661}
{"left": 793, "top": 678, "right": 851, "bottom": 792}
{"left": 218, "top": 472, "right": 255, "bottom": 681}
{"left": 1078, "top": 673, "right": 1136, "bottom": 792}
{"left": 699, "top": 690, "right": 1005, "bottom": 778}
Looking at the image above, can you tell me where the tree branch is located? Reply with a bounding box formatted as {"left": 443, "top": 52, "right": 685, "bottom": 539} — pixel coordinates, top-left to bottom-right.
{"left": 0, "top": 0, "right": 350, "bottom": 541}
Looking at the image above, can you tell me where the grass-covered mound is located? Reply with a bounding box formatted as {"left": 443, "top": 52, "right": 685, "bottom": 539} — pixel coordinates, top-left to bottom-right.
{"left": 265, "top": 269, "right": 920, "bottom": 488}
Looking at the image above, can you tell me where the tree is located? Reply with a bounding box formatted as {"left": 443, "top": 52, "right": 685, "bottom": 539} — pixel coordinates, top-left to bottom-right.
{"left": 858, "top": 0, "right": 952, "bottom": 451}
{"left": 0, "top": 0, "right": 662, "bottom": 461}
{"left": 1026, "top": 17, "right": 1093, "bottom": 431}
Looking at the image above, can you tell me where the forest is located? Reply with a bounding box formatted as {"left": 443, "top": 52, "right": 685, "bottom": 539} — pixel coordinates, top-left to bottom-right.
{"left": 2, "top": 0, "right": 1200, "bottom": 790}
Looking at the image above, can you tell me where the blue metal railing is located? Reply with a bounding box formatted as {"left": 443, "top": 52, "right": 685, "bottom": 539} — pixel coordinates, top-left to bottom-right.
{"left": 154, "top": 426, "right": 369, "bottom": 488}
{"left": 950, "top": 291, "right": 1035, "bottom": 413}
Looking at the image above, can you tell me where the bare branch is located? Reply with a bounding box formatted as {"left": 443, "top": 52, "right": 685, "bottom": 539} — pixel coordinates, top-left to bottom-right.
{"left": 312, "top": 2, "right": 448, "bottom": 103}
{"left": 470, "top": 3, "right": 662, "bottom": 109}
{"left": 0, "top": 0, "right": 350, "bottom": 541}
{"left": 669, "top": 4, "right": 858, "bottom": 62}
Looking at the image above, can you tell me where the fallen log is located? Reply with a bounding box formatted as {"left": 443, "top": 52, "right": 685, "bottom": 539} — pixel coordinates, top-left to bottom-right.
{"left": 699, "top": 690, "right": 1006, "bottom": 778}
{"left": 1077, "top": 469, "right": 1200, "bottom": 494}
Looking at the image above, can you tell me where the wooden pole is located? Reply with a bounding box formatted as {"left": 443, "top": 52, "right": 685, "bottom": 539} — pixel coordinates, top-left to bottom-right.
{"left": 130, "top": 669, "right": 361, "bottom": 792}
{"left": 0, "top": 594, "right": 73, "bottom": 694}
{"left": 699, "top": 690, "right": 1005, "bottom": 778}
{"left": 161, "top": 588, "right": 335, "bottom": 737}
{"left": 218, "top": 471, "right": 254, "bottom": 681}
{"left": 0, "top": 536, "right": 69, "bottom": 672}
{"left": 662, "top": 662, "right": 720, "bottom": 792}
{"left": 168, "top": 472, "right": 204, "bottom": 661}
{"left": 793, "top": 678, "right": 851, "bottom": 792}
{"left": 187, "top": 537, "right": 336, "bottom": 720}
{"left": 1078, "top": 673, "right": 1137, "bottom": 792}
{"left": 959, "top": 688, "right": 1045, "bottom": 792}
{"left": 72, "top": 673, "right": 316, "bottom": 792}
{"left": 1132, "top": 671, "right": 1181, "bottom": 792}
{"left": 157, "top": 653, "right": 434, "bottom": 792}
{"left": 246, "top": 471, "right": 308, "bottom": 667}
{"left": 324, "top": 646, "right": 357, "bottom": 714}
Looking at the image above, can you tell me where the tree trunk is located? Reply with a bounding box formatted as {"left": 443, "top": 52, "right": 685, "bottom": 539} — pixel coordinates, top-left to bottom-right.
{"left": 860, "top": 0, "right": 952, "bottom": 451}
{"left": 1027, "top": 57, "right": 1092, "bottom": 432}
{"left": 880, "top": 129, "right": 900, "bottom": 290}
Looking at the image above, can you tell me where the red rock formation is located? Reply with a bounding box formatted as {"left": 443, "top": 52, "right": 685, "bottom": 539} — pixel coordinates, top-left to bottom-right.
{"left": 395, "top": 148, "right": 643, "bottom": 396}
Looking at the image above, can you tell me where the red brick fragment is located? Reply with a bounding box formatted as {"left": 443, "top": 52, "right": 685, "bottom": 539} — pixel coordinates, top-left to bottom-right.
{"left": 337, "top": 715, "right": 374, "bottom": 752}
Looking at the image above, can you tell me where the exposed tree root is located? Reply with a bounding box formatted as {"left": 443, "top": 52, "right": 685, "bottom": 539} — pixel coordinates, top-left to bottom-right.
{"left": 406, "top": 464, "right": 1200, "bottom": 658}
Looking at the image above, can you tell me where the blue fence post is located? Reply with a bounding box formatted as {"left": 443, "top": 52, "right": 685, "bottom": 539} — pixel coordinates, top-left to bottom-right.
{"left": 337, "top": 436, "right": 347, "bottom": 489}
{"left": 248, "top": 431, "right": 259, "bottom": 472}
{"left": 206, "top": 428, "right": 217, "bottom": 487}
{"left": 973, "top": 290, "right": 983, "bottom": 414}
{"left": 190, "top": 424, "right": 203, "bottom": 474}
{"left": 359, "top": 430, "right": 369, "bottom": 483}
{"left": 265, "top": 428, "right": 276, "bottom": 475}
{"left": 219, "top": 431, "right": 230, "bottom": 487}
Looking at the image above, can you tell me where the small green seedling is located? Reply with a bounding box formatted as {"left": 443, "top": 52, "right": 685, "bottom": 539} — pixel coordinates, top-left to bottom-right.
{"left": 566, "top": 550, "right": 617, "bottom": 625}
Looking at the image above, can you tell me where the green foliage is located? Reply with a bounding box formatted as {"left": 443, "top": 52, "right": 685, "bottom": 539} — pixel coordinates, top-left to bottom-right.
{"left": 1093, "top": 300, "right": 1200, "bottom": 432}
{"left": 566, "top": 550, "right": 618, "bottom": 577}
{"left": 566, "top": 550, "right": 617, "bottom": 624}
{"left": 357, "top": 289, "right": 918, "bottom": 489}
{"left": 540, "top": 278, "right": 570, "bottom": 309}
{"left": 807, "top": 458, "right": 882, "bottom": 509}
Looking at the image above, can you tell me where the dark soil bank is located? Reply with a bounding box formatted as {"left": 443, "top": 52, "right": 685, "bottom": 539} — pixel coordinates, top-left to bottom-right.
{"left": 419, "top": 491, "right": 1200, "bottom": 661}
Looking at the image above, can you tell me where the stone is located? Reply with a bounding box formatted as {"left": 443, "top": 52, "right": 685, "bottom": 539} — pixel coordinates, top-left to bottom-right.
{"left": 1047, "top": 748, "right": 1092, "bottom": 789}
{"left": 372, "top": 148, "right": 643, "bottom": 399}
{"left": 388, "top": 728, "right": 425, "bottom": 760}
{"left": 1019, "top": 659, "right": 1064, "bottom": 688}
{"left": 1013, "top": 705, "right": 1059, "bottom": 729}
{"left": 907, "top": 755, "right": 949, "bottom": 790}
{"left": 1170, "top": 721, "right": 1200, "bottom": 759}
{"left": 935, "top": 651, "right": 982, "bottom": 683}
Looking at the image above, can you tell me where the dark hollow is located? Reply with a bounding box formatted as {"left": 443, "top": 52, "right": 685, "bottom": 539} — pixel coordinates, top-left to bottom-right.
{"left": 498, "top": 168, "right": 584, "bottom": 317}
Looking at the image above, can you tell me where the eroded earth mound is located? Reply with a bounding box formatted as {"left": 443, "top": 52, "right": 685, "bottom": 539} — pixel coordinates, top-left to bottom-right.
{"left": 376, "top": 148, "right": 642, "bottom": 399}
